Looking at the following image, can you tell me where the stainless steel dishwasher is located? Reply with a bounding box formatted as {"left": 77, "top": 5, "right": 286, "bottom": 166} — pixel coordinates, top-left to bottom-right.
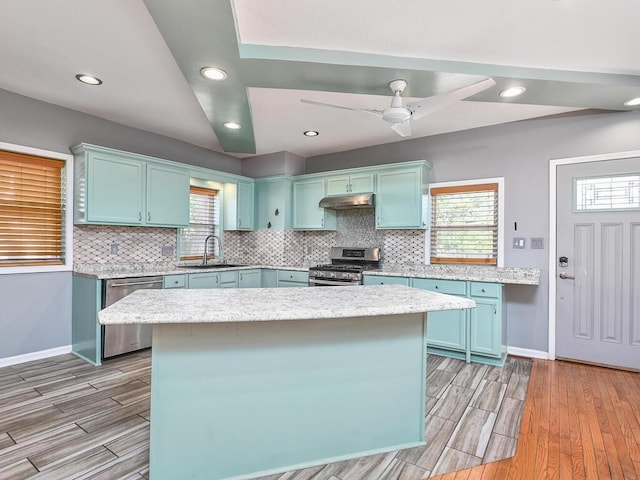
{"left": 102, "top": 276, "right": 163, "bottom": 359}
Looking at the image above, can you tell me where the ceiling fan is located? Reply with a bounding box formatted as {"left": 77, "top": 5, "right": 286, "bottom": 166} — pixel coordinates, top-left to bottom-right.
{"left": 301, "top": 78, "right": 496, "bottom": 137}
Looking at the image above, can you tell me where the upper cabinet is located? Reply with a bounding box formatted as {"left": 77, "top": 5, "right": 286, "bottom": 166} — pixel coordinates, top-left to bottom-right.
{"left": 326, "top": 172, "right": 375, "bottom": 195}
{"left": 255, "top": 176, "right": 293, "bottom": 230}
{"left": 72, "top": 144, "right": 189, "bottom": 228}
{"left": 375, "top": 163, "right": 429, "bottom": 229}
{"left": 223, "top": 180, "right": 255, "bottom": 231}
{"left": 292, "top": 178, "right": 337, "bottom": 230}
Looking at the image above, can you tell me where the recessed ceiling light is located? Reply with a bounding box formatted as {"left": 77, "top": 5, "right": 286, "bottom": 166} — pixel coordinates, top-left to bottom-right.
{"left": 303, "top": 130, "right": 319, "bottom": 137}
{"left": 500, "top": 86, "right": 526, "bottom": 98}
{"left": 624, "top": 97, "right": 640, "bottom": 107}
{"left": 223, "top": 122, "right": 241, "bottom": 130}
{"left": 75, "top": 74, "right": 102, "bottom": 85}
{"left": 200, "top": 67, "right": 228, "bottom": 81}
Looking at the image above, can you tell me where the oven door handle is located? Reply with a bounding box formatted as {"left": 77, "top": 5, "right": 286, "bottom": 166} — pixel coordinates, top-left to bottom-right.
{"left": 308, "top": 278, "right": 359, "bottom": 286}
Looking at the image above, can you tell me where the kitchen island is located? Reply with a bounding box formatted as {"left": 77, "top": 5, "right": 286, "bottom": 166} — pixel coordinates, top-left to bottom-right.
{"left": 98, "top": 285, "right": 474, "bottom": 480}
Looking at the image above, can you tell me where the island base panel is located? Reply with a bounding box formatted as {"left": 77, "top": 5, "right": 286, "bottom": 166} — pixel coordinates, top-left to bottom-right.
{"left": 149, "top": 314, "right": 427, "bottom": 480}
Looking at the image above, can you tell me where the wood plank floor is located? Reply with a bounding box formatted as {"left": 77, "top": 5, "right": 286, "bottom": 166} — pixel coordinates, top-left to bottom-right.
{"left": 429, "top": 359, "right": 640, "bottom": 480}
{"left": 1, "top": 352, "right": 638, "bottom": 479}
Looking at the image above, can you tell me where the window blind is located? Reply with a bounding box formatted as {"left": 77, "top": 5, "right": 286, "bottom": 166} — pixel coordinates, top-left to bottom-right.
{"left": 179, "top": 186, "right": 219, "bottom": 260}
{"left": 0, "top": 150, "right": 65, "bottom": 266}
{"left": 430, "top": 183, "right": 498, "bottom": 265}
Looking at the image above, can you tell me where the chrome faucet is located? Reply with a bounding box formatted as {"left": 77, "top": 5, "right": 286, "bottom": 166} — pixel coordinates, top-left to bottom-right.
{"left": 203, "top": 234, "right": 221, "bottom": 265}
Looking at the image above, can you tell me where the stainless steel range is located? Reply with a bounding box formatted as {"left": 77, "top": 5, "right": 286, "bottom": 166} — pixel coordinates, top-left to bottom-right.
{"left": 308, "top": 247, "right": 380, "bottom": 286}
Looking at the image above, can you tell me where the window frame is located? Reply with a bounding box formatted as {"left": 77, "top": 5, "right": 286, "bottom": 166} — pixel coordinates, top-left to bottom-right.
{"left": 0, "top": 142, "right": 73, "bottom": 275}
{"left": 178, "top": 184, "right": 221, "bottom": 261}
{"left": 427, "top": 177, "right": 504, "bottom": 268}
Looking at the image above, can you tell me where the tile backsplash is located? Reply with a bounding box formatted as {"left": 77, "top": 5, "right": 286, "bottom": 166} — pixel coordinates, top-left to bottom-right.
{"left": 74, "top": 210, "right": 425, "bottom": 266}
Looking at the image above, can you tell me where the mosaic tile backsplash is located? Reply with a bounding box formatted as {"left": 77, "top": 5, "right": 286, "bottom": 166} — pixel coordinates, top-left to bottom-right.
{"left": 74, "top": 210, "right": 425, "bottom": 266}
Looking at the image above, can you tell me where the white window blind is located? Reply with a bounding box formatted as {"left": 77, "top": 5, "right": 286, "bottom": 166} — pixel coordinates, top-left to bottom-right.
{"left": 0, "top": 150, "right": 66, "bottom": 267}
{"left": 430, "top": 183, "right": 498, "bottom": 265}
{"left": 179, "top": 186, "right": 220, "bottom": 260}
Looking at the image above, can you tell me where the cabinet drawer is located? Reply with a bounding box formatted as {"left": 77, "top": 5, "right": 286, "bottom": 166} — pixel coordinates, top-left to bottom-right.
{"left": 277, "top": 270, "right": 309, "bottom": 283}
{"left": 164, "top": 274, "right": 186, "bottom": 289}
{"left": 219, "top": 271, "right": 239, "bottom": 284}
{"left": 470, "top": 282, "right": 501, "bottom": 298}
{"left": 363, "top": 275, "right": 410, "bottom": 286}
{"left": 412, "top": 278, "right": 467, "bottom": 296}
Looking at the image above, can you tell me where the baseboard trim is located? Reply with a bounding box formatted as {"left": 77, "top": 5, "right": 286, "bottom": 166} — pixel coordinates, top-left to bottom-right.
{"left": 507, "top": 346, "right": 550, "bottom": 360}
{"left": 0, "top": 345, "right": 72, "bottom": 368}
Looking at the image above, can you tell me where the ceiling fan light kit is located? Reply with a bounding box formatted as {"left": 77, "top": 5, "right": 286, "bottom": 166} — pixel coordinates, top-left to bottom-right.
{"left": 301, "top": 77, "right": 496, "bottom": 138}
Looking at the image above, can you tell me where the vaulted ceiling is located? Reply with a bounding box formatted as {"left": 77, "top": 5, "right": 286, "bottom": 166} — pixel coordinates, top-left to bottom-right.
{"left": 1, "top": 0, "right": 638, "bottom": 159}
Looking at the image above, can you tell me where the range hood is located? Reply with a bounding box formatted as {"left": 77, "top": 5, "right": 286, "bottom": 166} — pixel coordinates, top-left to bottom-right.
{"left": 319, "top": 193, "right": 375, "bottom": 209}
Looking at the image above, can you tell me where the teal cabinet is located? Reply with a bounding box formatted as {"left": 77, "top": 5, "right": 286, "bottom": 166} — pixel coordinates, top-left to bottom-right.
{"left": 292, "top": 179, "right": 336, "bottom": 230}
{"left": 469, "top": 282, "right": 503, "bottom": 359}
{"left": 164, "top": 274, "right": 186, "bottom": 289}
{"left": 72, "top": 143, "right": 189, "bottom": 227}
{"left": 375, "top": 164, "right": 426, "bottom": 229}
{"left": 239, "top": 269, "right": 262, "bottom": 288}
{"left": 412, "top": 278, "right": 467, "bottom": 353}
{"left": 237, "top": 181, "right": 254, "bottom": 230}
{"left": 277, "top": 269, "right": 308, "bottom": 287}
{"left": 261, "top": 269, "right": 278, "bottom": 288}
{"left": 362, "top": 275, "right": 410, "bottom": 286}
{"left": 255, "top": 176, "right": 293, "bottom": 230}
{"left": 224, "top": 180, "right": 255, "bottom": 231}
{"left": 188, "top": 271, "right": 238, "bottom": 289}
{"left": 326, "top": 172, "right": 375, "bottom": 195}
{"left": 146, "top": 164, "right": 190, "bottom": 227}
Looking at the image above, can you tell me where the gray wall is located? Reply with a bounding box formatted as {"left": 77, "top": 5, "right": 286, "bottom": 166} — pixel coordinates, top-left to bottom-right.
{"left": 0, "top": 272, "right": 72, "bottom": 359}
{"left": 307, "top": 110, "right": 640, "bottom": 352}
{"left": 0, "top": 88, "right": 241, "bottom": 174}
{"left": 242, "top": 150, "right": 306, "bottom": 177}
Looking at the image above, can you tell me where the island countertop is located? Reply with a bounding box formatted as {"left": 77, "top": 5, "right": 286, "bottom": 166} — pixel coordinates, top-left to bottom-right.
{"left": 98, "top": 284, "right": 475, "bottom": 325}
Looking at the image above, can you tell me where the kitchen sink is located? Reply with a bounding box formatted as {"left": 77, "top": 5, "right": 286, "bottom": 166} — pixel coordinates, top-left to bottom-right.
{"left": 177, "top": 264, "right": 247, "bottom": 269}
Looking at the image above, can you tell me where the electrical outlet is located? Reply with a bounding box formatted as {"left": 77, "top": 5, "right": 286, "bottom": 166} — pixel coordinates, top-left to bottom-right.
{"left": 531, "top": 237, "right": 544, "bottom": 249}
{"left": 162, "top": 245, "right": 175, "bottom": 256}
{"left": 512, "top": 237, "right": 526, "bottom": 249}
{"left": 110, "top": 243, "right": 119, "bottom": 255}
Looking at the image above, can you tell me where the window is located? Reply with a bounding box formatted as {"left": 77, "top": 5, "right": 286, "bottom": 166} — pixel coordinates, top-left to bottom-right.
{"left": 179, "top": 186, "right": 220, "bottom": 260}
{"left": 0, "top": 149, "right": 66, "bottom": 267}
{"left": 575, "top": 174, "right": 640, "bottom": 211}
{"left": 430, "top": 182, "right": 500, "bottom": 265}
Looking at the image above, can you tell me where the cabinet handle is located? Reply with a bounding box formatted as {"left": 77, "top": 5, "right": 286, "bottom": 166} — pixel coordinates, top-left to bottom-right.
{"left": 238, "top": 219, "right": 242, "bottom": 226}
{"left": 138, "top": 212, "right": 142, "bottom": 222}
{"left": 346, "top": 184, "right": 349, "bottom": 192}
{"left": 148, "top": 212, "right": 151, "bottom": 222}
{"left": 321, "top": 218, "right": 324, "bottom": 227}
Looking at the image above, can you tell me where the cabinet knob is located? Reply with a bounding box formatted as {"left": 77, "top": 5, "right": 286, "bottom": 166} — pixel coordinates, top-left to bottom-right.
{"left": 174, "top": 280, "right": 178, "bottom": 284}
{"left": 435, "top": 285, "right": 439, "bottom": 289}
{"left": 481, "top": 288, "right": 486, "bottom": 292}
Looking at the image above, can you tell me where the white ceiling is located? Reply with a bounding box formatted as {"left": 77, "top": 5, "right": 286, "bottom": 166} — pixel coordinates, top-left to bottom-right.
{"left": 1, "top": 0, "right": 638, "bottom": 160}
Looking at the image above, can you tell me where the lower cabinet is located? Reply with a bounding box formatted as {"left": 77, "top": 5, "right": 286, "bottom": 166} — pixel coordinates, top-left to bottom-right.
{"left": 363, "top": 274, "right": 506, "bottom": 366}
{"left": 277, "top": 269, "right": 308, "bottom": 287}
{"left": 187, "top": 271, "right": 238, "bottom": 289}
{"left": 238, "top": 269, "right": 262, "bottom": 288}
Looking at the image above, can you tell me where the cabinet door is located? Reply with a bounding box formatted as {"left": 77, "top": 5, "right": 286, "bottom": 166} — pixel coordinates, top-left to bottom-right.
{"left": 349, "top": 173, "right": 375, "bottom": 193}
{"left": 362, "top": 275, "right": 410, "bottom": 286}
{"left": 470, "top": 298, "right": 501, "bottom": 358}
{"left": 376, "top": 167, "right": 422, "bottom": 229}
{"left": 261, "top": 269, "right": 278, "bottom": 288}
{"left": 146, "top": 164, "right": 190, "bottom": 227}
{"left": 237, "top": 181, "right": 254, "bottom": 230}
{"left": 426, "top": 309, "right": 467, "bottom": 351}
{"left": 326, "top": 176, "right": 351, "bottom": 195}
{"left": 188, "top": 273, "right": 219, "bottom": 289}
{"left": 239, "top": 270, "right": 262, "bottom": 288}
{"left": 87, "top": 153, "right": 144, "bottom": 224}
{"left": 292, "top": 179, "right": 335, "bottom": 230}
{"left": 255, "top": 178, "right": 292, "bottom": 230}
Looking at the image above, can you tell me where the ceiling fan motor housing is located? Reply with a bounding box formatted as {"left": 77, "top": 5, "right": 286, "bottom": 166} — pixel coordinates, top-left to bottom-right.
{"left": 382, "top": 107, "right": 411, "bottom": 123}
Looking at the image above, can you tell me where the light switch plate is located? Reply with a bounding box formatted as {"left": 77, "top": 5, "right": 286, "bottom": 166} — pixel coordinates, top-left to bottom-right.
{"left": 110, "top": 243, "right": 119, "bottom": 255}
{"left": 513, "top": 237, "right": 526, "bottom": 249}
{"left": 531, "top": 237, "right": 544, "bottom": 249}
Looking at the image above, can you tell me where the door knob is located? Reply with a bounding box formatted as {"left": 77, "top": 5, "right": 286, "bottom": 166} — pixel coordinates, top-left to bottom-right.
{"left": 559, "top": 273, "right": 575, "bottom": 279}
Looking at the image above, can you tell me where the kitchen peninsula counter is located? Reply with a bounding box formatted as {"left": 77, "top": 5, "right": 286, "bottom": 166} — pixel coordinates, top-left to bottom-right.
{"left": 98, "top": 285, "right": 474, "bottom": 480}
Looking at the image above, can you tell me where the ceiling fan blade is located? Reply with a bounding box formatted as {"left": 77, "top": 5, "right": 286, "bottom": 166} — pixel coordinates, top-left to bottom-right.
{"left": 391, "top": 121, "right": 412, "bottom": 137}
{"left": 301, "top": 99, "right": 383, "bottom": 118}
{"left": 407, "top": 78, "right": 496, "bottom": 121}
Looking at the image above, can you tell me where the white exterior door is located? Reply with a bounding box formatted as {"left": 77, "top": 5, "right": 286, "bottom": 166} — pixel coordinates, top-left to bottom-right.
{"left": 556, "top": 156, "right": 640, "bottom": 370}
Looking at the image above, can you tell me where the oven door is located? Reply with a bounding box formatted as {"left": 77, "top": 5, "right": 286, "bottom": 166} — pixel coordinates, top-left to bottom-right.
{"left": 308, "top": 277, "right": 360, "bottom": 287}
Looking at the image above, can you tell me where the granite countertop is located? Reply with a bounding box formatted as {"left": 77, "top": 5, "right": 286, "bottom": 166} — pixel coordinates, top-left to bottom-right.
{"left": 98, "top": 284, "right": 475, "bottom": 325}
{"left": 75, "top": 262, "right": 540, "bottom": 285}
